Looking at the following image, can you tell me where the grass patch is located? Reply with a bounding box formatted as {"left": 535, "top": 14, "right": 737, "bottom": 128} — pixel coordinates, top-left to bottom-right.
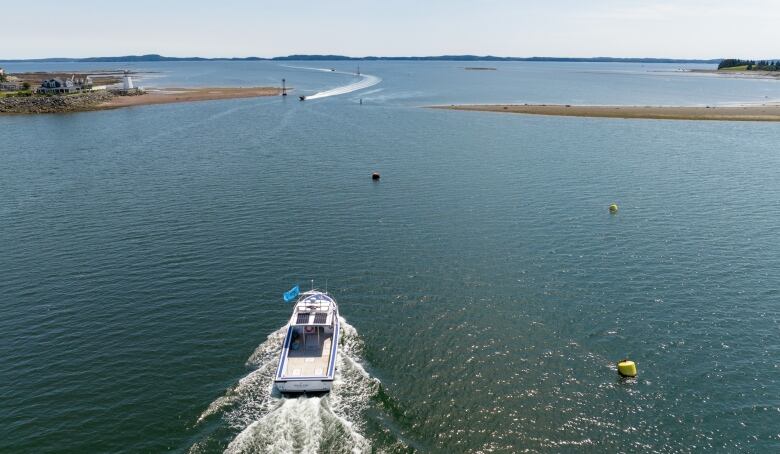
{"left": 1, "top": 90, "right": 33, "bottom": 97}
{"left": 718, "top": 65, "right": 749, "bottom": 71}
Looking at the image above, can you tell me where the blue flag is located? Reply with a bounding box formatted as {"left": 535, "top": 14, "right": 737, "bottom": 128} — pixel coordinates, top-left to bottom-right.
{"left": 283, "top": 285, "right": 300, "bottom": 303}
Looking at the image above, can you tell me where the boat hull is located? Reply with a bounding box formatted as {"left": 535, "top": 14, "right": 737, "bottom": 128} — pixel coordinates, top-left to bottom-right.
{"left": 275, "top": 379, "right": 334, "bottom": 393}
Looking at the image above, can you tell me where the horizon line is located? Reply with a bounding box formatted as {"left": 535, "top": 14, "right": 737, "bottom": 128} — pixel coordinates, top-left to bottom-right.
{"left": 0, "top": 53, "right": 734, "bottom": 63}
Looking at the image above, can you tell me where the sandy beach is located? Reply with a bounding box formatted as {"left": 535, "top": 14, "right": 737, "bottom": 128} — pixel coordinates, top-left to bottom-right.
{"left": 690, "top": 69, "right": 780, "bottom": 80}
{"left": 432, "top": 104, "right": 780, "bottom": 122}
{"left": 100, "top": 87, "right": 282, "bottom": 109}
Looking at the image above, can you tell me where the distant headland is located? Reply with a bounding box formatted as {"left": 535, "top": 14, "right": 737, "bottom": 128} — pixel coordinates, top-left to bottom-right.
{"left": 688, "top": 58, "right": 780, "bottom": 80}
{"left": 0, "top": 54, "right": 724, "bottom": 64}
{"left": 0, "top": 69, "right": 281, "bottom": 115}
{"left": 718, "top": 59, "right": 780, "bottom": 71}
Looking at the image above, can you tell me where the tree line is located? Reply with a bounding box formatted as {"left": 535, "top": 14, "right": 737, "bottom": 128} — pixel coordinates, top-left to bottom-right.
{"left": 718, "top": 59, "right": 780, "bottom": 71}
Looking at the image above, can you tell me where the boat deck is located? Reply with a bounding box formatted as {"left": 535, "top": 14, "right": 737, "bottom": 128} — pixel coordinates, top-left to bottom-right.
{"left": 283, "top": 331, "right": 333, "bottom": 378}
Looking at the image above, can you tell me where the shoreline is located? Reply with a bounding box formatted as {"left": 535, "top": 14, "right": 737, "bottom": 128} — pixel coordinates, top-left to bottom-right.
{"left": 8, "top": 70, "right": 130, "bottom": 87}
{"left": 690, "top": 69, "right": 780, "bottom": 80}
{"left": 431, "top": 103, "right": 780, "bottom": 122}
{"left": 99, "top": 87, "right": 282, "bottom": 109}
{"left": 0, "top": 87, "right": 283, "bottom": 115}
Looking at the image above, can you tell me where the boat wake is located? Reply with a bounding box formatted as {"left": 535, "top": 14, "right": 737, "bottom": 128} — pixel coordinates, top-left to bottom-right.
{"left": 282, "top": 65, "right": 381, "bottom": 100}
{"left": 191, "top": 318, "right": 379, "bottom": 453}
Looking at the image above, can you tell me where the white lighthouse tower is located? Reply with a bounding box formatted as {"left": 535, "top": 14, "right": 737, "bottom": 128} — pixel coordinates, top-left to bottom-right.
{"left": 122, "top": 70, "right": 134, "bottom": 90}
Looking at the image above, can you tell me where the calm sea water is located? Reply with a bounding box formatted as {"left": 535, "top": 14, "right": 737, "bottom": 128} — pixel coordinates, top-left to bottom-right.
{"left": 1, "top": 61, "right": 779, "bottom": 453}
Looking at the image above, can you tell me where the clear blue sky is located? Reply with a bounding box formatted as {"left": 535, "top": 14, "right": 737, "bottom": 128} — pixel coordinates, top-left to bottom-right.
{"left": 2, "top": 0, "right": 778, "bottom": 59}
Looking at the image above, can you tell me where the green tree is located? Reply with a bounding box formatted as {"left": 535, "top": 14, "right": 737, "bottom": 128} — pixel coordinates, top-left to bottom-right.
{"left": 22, "top": 81, "right": 31, "bottom": 90}
{"left": 718, "top": 59, "right": 756, "bottom": 70}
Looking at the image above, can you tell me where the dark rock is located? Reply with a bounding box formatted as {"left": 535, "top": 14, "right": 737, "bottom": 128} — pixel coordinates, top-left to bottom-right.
{"left": 0, "top": 90, "right": 115, "bottom": 114}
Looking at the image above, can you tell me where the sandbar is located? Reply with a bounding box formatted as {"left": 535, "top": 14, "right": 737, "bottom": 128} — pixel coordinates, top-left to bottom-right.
{"left": 100, "top": 87, "right": 282, "bottom": 109}
{"left": 431, "top": 104, "right": 780, "bottom": 122}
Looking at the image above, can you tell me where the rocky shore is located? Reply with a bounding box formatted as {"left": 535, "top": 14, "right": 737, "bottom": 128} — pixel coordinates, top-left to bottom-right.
{"left": 1, "top": 87, "right": 281, "bottom": 115}
{"left": 0, "top": 91, "right": 115, "bottom": 114}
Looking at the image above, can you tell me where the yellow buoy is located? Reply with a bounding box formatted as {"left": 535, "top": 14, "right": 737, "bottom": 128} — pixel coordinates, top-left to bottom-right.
{"left": 609, "top": 203, "right": 619, "bottom": 214}
{"left": 617, "top": 359, "right": 637, "bottom": 378}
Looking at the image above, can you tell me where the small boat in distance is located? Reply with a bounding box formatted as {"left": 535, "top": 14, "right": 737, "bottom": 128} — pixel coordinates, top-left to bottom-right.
{"left": 299, "top": 95, "right": 306, "bottom": 101}
{"left": 275, "top": 290, "right": 339, "bottom": 393}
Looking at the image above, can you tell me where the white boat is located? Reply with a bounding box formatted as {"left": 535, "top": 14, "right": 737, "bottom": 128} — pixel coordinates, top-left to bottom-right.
{"left": 275, "top": 290, "right": 339, "bottom": 393}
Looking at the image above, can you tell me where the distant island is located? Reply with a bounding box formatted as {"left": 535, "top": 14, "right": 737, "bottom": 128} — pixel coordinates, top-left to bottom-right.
{"left": 0, "top": 53, "right": 724, "bottom": 64}
{"left": 718, "top": 59, "right": 779, "bottom": 71}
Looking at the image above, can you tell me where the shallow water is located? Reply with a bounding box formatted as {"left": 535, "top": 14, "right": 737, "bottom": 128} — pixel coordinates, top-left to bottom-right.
{"left": 1, "top": 61, "right": 779, "bottom": 452}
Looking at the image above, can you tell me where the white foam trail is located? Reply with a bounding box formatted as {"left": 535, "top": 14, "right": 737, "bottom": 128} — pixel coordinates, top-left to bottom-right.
{"left": 281, "top": 65, "right": 382, "bottom": 100}
{"left": 196, "top": 327, "right": 287, "bottom": 425}
{"left": 305, "top": 74, "right": 381, "bottom": 100}
{"left": 194, "top": 318, "right": 379, "bottom": 453}
{"left": 225, "top": 396, "right": 369, "bottom": 454}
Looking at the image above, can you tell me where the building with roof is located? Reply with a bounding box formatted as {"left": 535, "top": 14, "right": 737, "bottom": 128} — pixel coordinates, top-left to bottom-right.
{"left": 0, "top": 82, "right": 22, "bottom": 91}
{"left": 37, "top": 76, "right": 93, "bottom": 94}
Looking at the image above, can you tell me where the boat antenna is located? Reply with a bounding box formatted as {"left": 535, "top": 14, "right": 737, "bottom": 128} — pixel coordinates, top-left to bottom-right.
{"left": 311, "top": 279, "right": 314, "bottom": 291}
{"left": 325, "top": 278, "right": 328, "bottom": 294}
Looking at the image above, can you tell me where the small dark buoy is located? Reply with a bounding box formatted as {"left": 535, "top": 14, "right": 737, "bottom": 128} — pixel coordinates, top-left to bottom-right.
{"left": 371, "top": 172, "right": 381, "bottom": 180}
